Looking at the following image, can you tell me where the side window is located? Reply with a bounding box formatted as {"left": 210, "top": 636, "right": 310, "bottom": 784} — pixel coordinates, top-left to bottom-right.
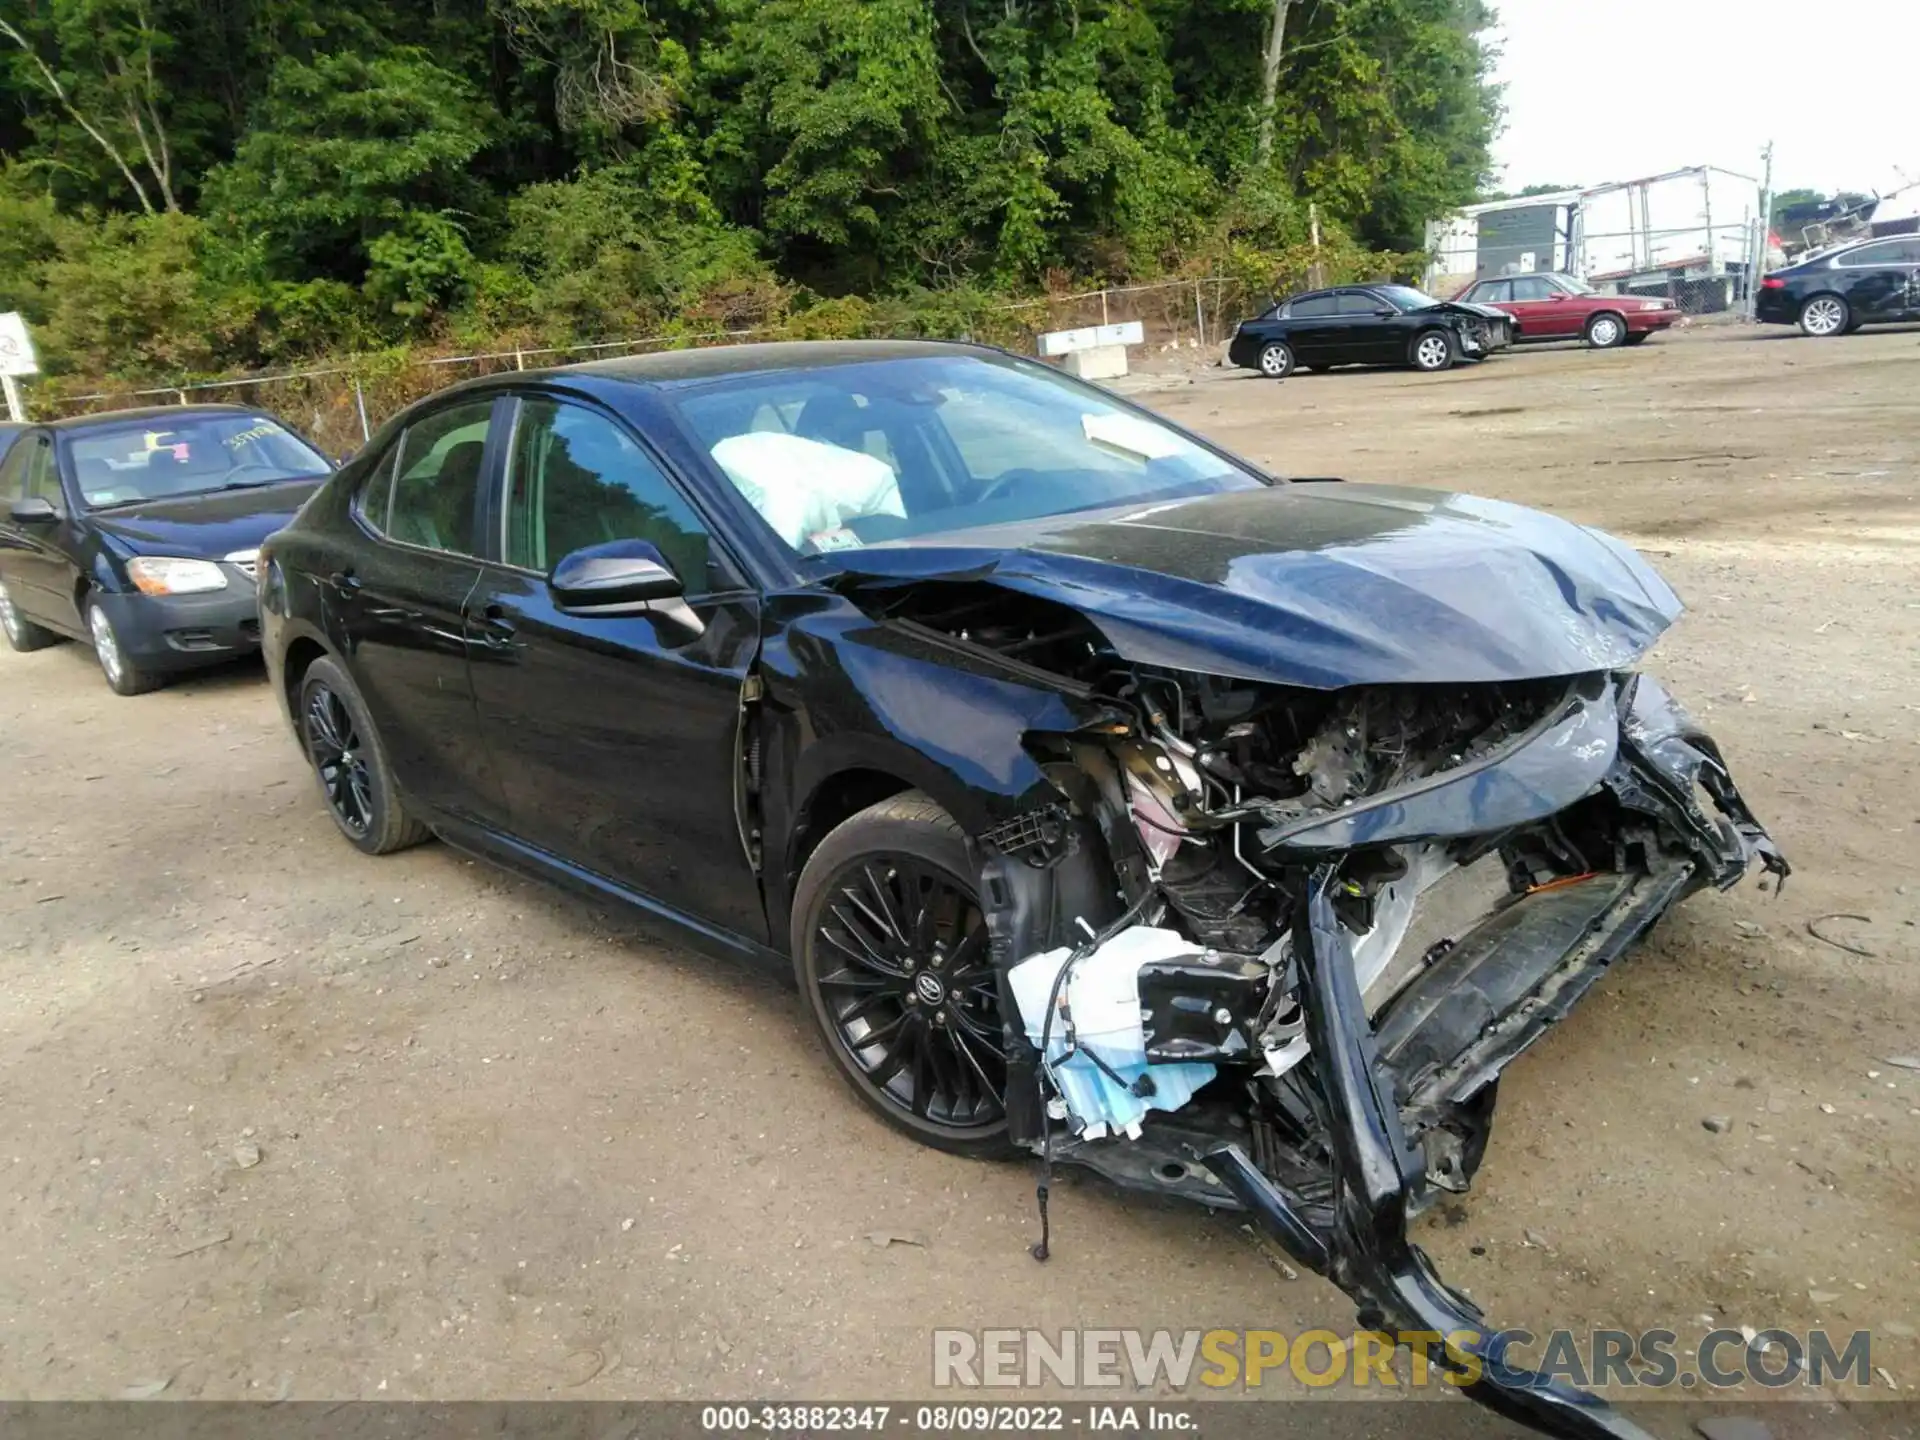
{"left": 1474, "top": 279, "right": 1511, "bottom": 303}
{"left": 1509, "top": 276, "right": 1555, "bottom": 301}
{"left": 23, "top": 438, "right": 60, "bottom": 505}
{"left": 355, "top": 444, "right": 400, "bottom": 534}
{"left": 1288, "top": 295, "right": 1337, "bottom": 318}
{"left": 504, "top": 398, "right": 717, "bottom": 592}
{"left": 1886, "top": 238, "right": 1920, "bottom": 264}
{"left": 1337, "top": 293, "right": 1381, "bottom": 315}
{"left": 0, "top": 434, "right": 34, "bottom": 501}
{"left": 1837, "top": 242, "right": 1898, "bottom": 268}
{"left": 387, "top": 399, "right": 493, "bottom": 555}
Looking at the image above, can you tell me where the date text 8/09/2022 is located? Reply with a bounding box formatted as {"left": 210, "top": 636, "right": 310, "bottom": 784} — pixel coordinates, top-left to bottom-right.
{"left": 700, "top": 1405, "right": 1193, "bottom": 1433}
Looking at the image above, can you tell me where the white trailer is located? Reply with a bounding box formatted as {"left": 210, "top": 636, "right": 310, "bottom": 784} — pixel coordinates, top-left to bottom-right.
{"left": 1427, "top": 165, "right": 1763, "bottom": 311}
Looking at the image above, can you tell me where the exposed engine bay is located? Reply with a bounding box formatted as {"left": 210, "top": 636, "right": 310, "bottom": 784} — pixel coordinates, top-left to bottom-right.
{"left": 861, "top": 577, "right": 1788, "bottom": 1440}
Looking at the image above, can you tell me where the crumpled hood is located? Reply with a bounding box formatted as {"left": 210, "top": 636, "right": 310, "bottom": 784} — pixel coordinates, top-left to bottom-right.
{"left": 821, "top": 482, "right": 1681, "bottom": 689}
{"left": 90, "top": 480, "right": 323, "bottom": 560}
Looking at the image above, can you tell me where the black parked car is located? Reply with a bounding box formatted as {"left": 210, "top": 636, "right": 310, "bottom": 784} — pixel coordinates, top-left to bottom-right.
{"left": 1227, "top": 284, "right": 1513, "bottom": 377}
{"left": 0, "top": 405, "right": 333, "bottom": 694}
{"left": 259, "top": 341, "right": 1781, "bottom": 1440}
{"left": 1755, "top": 233, "right": 1920, "bottom": 335}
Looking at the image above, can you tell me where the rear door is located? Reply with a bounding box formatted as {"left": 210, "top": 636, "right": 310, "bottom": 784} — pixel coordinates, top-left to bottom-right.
{"left": 330, "top": 395, "right": 506, "bottom": 823}
{"left": 1280, "top": 294, "right": 1342, "bottom": 361}
{"left": 464, "top": 392, "right": 768, "bottom": 941}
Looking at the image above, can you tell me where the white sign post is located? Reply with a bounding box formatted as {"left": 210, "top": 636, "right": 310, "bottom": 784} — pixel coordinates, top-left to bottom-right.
{"left": 0, "top": 312, "right": 39, "bottom": 422}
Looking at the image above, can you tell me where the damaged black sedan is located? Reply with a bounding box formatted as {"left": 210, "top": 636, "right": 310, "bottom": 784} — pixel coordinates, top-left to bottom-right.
{"left": 260, "top": 342, "right": 1784, "bottom": 1440}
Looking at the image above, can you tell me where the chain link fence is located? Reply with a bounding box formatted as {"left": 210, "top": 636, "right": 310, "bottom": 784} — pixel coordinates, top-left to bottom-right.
{"left": 26, "top": 279, "right": 1284, "bottom": 457}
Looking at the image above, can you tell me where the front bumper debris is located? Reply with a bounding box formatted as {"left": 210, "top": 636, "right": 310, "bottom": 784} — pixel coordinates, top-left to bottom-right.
{"left": 1203, "top": 689, "right": 1784, "bottom": 1440}
{"left": 1211, "top": 875, "right": 1660, "bottom": 1440}
{"left": 987, "top": 665, "right": 1786, "bottom": 1440}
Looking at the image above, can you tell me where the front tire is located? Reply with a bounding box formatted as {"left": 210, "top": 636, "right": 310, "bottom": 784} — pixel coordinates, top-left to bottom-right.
{"left": 298, "top": 656, "right": 430, "bottom": 855}
{"left": 86, "top": 599, "right": 163, "bottom": 696}
{"left": 1584, "top": 312, "right": 1627, "bottom": 348}
{"left": 1798, "top": 294, "right": 1849, "bottom": 337}
{"left": 792, "top": 792, "right": 1014, "bottom": 1158}
{"left": 1410, "top": 329, "right": 1456, "bottom": 372}
{"left": 0, "top": 579, "right": 60, "bottom": 652}
{"left": 1257, "top": 341, "right": 1295, "bottom": 379}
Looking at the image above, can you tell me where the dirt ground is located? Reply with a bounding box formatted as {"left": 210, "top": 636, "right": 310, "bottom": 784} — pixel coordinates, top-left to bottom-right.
{"left": 1, "top": 322, "right": 1915, "bottom": 1433}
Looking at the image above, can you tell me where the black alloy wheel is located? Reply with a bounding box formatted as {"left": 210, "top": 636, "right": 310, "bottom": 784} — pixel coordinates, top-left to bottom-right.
{"left": 794, "top": 793, "right": 1013, "bottom": 1156}
{"left": 304, "top": 681, "right": 373, "bottom": 840}
{"left": 296, "top": 656, "right": 430, "bottom": 855}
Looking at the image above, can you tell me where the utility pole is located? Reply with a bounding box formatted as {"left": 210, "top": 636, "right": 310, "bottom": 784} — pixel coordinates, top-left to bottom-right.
{"left": 1748, "top": 140, "right": 1774, "bottom": 321}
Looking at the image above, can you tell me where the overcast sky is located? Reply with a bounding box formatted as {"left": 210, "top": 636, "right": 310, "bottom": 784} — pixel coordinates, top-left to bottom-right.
{"left": 1488, "top": 0, "right": 1919, "bottom": 198}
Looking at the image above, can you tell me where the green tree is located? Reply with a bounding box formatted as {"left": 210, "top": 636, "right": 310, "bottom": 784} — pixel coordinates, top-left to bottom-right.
{"left": 200, "top": 49, "right": 496, "bottom": 289}
{"left": 704, "top": 0, "right": 945, "bottom": 265}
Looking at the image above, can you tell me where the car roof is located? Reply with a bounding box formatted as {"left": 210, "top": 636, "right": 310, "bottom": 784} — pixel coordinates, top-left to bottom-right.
{"left": 541, "top": 338, "right": 999, "bottom": 388}
{"left": 40, "top": 403, "right": 260, "bottom": 432}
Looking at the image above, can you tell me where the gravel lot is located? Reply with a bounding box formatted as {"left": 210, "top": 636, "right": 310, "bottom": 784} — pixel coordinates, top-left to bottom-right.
{"left": 2, "top": 323, "right": 1915, "bottom": 1431}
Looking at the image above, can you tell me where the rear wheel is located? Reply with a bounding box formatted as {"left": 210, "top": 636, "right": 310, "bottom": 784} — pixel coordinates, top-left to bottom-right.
{"left": 1797, "top": 294, "right": 1849, "bottom": 337}
{"left": 0, "top": 579, "right": 60, "bottom": 652}
{"left": 1584, "top": 312, "right": 1627, "bottom": 348}
{"left": 1257, "top": 341, "right": 1294, "bottom": 379}
{"left": 1410, "top": 330, "right": 1456, "bottom": 372}
{"left": 792, "top": 792, "right": 1014, "bottom": 1158}
{"left": 86, "top": 599, "right": 163, "bottom": 696}
{"left": 298, "top": 655, "right": 430, "bottom": 855}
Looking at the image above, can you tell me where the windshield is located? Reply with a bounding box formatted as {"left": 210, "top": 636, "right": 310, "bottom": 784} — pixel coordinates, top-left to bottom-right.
{"left": 666, "top": 354, "right": 1265, "bottom": 556}
{"left": 70, "top": 414, "right": 331, "bottom": 508}
{"left": 1550, "top": 274, "right": 1596, "bottom": 295}
{"left": 1374, "top": 285, "right": 1446, "bottom": 311}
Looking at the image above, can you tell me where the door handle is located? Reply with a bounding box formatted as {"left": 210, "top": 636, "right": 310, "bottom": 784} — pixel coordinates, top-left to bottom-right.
{"left": 329, "top": 569, "right": 362, "bottom": 595}
{"left": 476, "top": 603, "right": 519, "bottom": 652}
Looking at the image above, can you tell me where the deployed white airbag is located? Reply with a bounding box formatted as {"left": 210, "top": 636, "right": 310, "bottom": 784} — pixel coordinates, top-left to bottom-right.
{"left": 709, "top": 431, "right": 904, "bottom": 551}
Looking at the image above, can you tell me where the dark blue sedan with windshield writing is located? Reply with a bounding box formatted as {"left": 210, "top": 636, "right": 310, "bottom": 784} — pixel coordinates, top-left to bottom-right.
{"left": 0, "top": 404, "right": 334, "bottom": 694}
{"left": 257, "top": 340, "right": 1780, "bottom": 1440}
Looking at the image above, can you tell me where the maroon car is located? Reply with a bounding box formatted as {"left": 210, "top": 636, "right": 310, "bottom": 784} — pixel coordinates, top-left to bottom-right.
{"left": 1453, "top": 273, "right": 1679, "bottom": 348}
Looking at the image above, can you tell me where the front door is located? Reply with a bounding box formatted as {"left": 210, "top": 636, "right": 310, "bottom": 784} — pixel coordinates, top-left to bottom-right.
{"left": 331, "top": 395, "right": 504, "bottom": 823}
{"left": 1835, "top": 239, "right": 1918, "bottom": 323}
{"left": 1506, "top": 275, "right": 1580, "bottom": 338}
{"left": 1336, "top": 292, "right": 1404, "bottom": 362}
{"left": 0, "top": 433, "right": 83, "bottom": 634}
{"left": 465, "top": 394, "right": 768, "bottom": 942}
{"left": 1882, "top": 237, "right": 1920, "bottom": 317}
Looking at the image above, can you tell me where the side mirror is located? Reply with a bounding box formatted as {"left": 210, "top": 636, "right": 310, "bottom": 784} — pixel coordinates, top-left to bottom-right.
{"left": 549, "top": 539, "right": 683, "bottom": 615}
{"left": 9, "top": 496, "right": 59, "bottom": 525}
{"left": 1374, "top": 308, "right": 1397, "bottom": 318}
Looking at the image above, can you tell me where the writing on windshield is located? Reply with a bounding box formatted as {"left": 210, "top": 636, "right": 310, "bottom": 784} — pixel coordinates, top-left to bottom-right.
{"left": 72, "top": 414, "right": 330, "bottom": 508}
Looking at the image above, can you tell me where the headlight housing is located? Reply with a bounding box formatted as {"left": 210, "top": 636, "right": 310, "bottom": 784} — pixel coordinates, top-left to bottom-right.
{"left": 1639, "top": 301, "right": 1669, "bottom": 311}
{"left": 126, "top": 556, "right": 229, "bottom": 596}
